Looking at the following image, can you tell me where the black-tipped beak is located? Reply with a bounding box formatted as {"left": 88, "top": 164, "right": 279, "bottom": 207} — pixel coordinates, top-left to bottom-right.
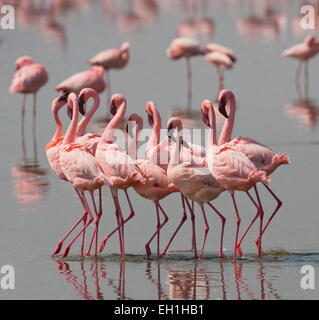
{"left": 202, "top": 113, "right": 210, "bottom": 127}
{"left": 125, "top": 123, "right": 129, "bottom": 133}
{"left": 148, "top": 114, "right": 154, "bottom": 127}
{"left": 78, "top": 95, "right": 86, "bottom": 115}
{"left": 67, "top": 106, "right": 73, "bottom": 120}
{"left": 110, "top": 102, "right": 117, "bottom": 116}
{"left": 58, "top": 92, "right": 70, "bottom": 103}
{"left": 218, "top": 96, "right": 228, "bottom": 119}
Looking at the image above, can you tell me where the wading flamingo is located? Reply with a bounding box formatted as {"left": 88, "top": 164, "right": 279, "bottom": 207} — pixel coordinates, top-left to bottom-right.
{"left": 9, "top": 56, "right": 49, "bottom": 155}
{"left": 126, "top": 113, "right": 178, "bottom": 257}
{"left": 56, "top": 66, "right": 106, "bottom": 96}
{"left": 202, "top": 99, "right": 269, "bottom": 261}
{"left": 217, "top": 89, "right": 290, "bottom": 256}
{"left": 88, "top": 42, "right": 130, "bottom": 107}
{"left": 58, "top": 93, "right": 112, "bottom": 257}
{"left": 47, "top": 93, "right": 93, "bottom": 257}
{"left": 204, "top": 51, "right": 234, "bottom": 93}
{"left": 167, "top": 37, "right": 205, "bottom": 112}
{"left": 282, "top": 36, "right": 319, "bottom": 92}
{"left": 165, "top": 118, "right": 226, "bottom": 259}
{"left": 96, "top": 94, "right": 145, "bottom": 259}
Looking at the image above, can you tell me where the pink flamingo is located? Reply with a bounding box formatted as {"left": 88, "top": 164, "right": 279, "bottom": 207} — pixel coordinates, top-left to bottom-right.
{"left": 46, "top": 93, "right": 93, "bottom": 257}
{"left": 217, "top": 89, "right": 290, "bottom": 256}
{"left": 56, "top": 66, "right": 106, "bottom": 96}
{"left": 9, "top": 56, "right": 49, "bottom": 151}
{"left": 58, "top": 93, "right": 112, "bottom": 257}
{"left": 167, "top": 37, "right": 205, "bottom": 112}
{"left": 165, "top": 117, "right": 226, "bottom": 259}
{"left": 282, "top": 36, "right": 319, "bottom": 90}
{"left": 202, "top": 99, "right": 269, "bottom": 261}
{"left": 88, "top": 42, "right": 130, "bottom": 106}
{"left": 96, "top": 94, "right": 145, "bottom": 259}
{"left": 204, "top": 50, "right": 235, "bottom": 93}
{"left": 126, "top": 113, "right": 178, "bottom": 257}
{"left": 205, "top": 43, "right": 237, "bottom": 62}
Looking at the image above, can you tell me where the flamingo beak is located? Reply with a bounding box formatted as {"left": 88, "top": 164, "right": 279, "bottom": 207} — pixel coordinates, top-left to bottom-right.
{"left": 202, "top": 113, "right": 210, "bottom": 127}
{"left": 110, "top": 102, "right": 117, "bottom": 116}
{"left": 58, "top": 92, "right": 70, "bottom": 103}
{"left": 218, "top": 96, "right": 228, "bottom": 119}
{"left": 67, "top": 106, "right": 73, "bottom": 120}
{"left": 147, "top": 114, "right": 154, "bottom": 127}
{"left": 78, "top": 95, "right": 86, "bottom": 115}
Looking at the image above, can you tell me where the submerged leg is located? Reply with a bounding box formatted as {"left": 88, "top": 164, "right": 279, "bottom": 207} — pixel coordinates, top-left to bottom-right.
{"left": 199, "top": 204, "right": 209, "bottom": 259}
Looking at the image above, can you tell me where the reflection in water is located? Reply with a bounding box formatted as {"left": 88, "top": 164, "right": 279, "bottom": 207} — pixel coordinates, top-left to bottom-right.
{"left": 54, "top": 257, "right": 281, "bottom": 300}
{"left": 285, "top": 98, "right": 319, "bottom": 131}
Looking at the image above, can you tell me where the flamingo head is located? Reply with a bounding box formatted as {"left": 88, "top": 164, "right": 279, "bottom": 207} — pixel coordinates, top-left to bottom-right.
{"left": 121, "top": 42, "right": 130, "bottom": 52}
{"left": 66, "top": 93, "right": 85, "bottom": 120}
{"left": 218, "top": 89, "right": 234, "bottom": 119}
{"left": 78, "top": 88, "right": 99, "bottom": 115}
{"left": 146, "top": 101, "right": 157, "bottom": 127}
{"left": 15, "top": 56, "right": 34, "bottom": 70}
{"left": 304, "top": 35, "right": 316, "bottom": 45}
{"left": 52, "top": 92, "right": 70, "bottom": 114}
{"left": 126, "top": 113, "right": 143, "bottom": 135}
{"left": 110, "top": 93, "right": 126, "bottom": 116}
{"left": 200, "top": 100, "right": 213, "bottom": 127}
{"left": 167, "top": 117, "right": 183, "bottom": 142}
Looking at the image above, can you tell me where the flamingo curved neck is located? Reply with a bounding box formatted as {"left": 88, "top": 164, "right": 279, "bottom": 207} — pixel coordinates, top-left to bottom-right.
{"left": 63, "top": 101, "right": 79, "bottom": 145}
{"left": 101, "top": 102, "right": 126, "bottom": 142}
{"left": 128, "top": 117, "right": 143, "bottom": 159}
{"left": 52, "top": 103, "right": 64, "bottom": 141}
{"left": 147, "top": 109, "right": 162, "bottom": 157}
{"left": 208, "top": 106, "right": 218, "bottom": 147}
{"left": 76, "top": 94, "right": 100, "bottom": 137}
{"left": 218, "top": 94, "right": 236, "bottom": 145}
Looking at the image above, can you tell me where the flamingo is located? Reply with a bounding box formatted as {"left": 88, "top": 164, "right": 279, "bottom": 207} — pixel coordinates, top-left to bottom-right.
{"left": 58, "top": 93, "right": 112, "bottom": 258}
{"left": 56, "top": 66, "right": 106, "bottom": 96}
{"left": 167, "top": 37, "right": 205, "bottom": 112}
{"left": 88, "top": 42, "right": 130, "bottom": 107}
{"left": 96, "top": 94, "right": 145, "bottom": 259}
{"left": 282, "top": 36, "right": 319, "bottom": 91}
{"left": 9, "top": 56, "right": 49, "bottom": 155}
{"left": 202, "top": 99, "right": 269, "bottom": 261}
{"left": 124, "top": 113, "right": 178, "bottom": 257}
{"left": 217, "top": 89, "right": 290, "bottom": 256}
{"left": 165, "top": 117, "right": 226, "bottom": 259}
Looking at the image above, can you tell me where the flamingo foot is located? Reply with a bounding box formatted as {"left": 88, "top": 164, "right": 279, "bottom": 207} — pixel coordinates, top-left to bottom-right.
{"left": 52, "top": 242, "right": 63, "bottom": 256}
{"left": 145, "top": 245, "right": 152, "bottom": 258}
{"left": 60, "top": 246, "right": 70, "bottom": 258}
{"left": 255, "top": 237, "right": 260, "bottom": 249}
{"left": 219, "top": 253, "right": 227, "bottom": 259}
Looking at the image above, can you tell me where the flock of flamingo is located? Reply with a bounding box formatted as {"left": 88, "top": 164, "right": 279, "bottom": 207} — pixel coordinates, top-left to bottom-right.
{"left": 10, "top": 10, "right": 319, "bottom": 262}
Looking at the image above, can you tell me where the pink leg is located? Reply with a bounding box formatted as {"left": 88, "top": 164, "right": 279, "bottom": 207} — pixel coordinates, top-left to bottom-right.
{"left": 230, "top": 193, "right": 241, "bottom": 262}
{"left": 145, "top": 201, "right": 169, "bottom": 258}
{"left": 207, "top": 202, "right": 226, "bottom": 258}
{"left": 295, "top": 60, "right": 302, "bottom": 97}
{"left": 159, "top": 194, "right": 188, "bottom": 258}
{"left": 255, "top": 183, "right": 282, "bottom": 248}
{"left": 60, "top": 193, "right": 94, "bottom": 258}
{"left": 199, "top": 204, "right": 209, "bottom": 259}
{"left": 186, "top": 56, "right": 192, "bottom": 113}
{"left": 52, "top": 188, "right": 88, "bottom": 256}
{"left": 185, "top": 197, "right": 198, "bottom": 258}
{"left": 217, "top": 67, "right": 224, "bottom": 93}
{"left": 99, "top": 189, "right": 135, "bottom": 254}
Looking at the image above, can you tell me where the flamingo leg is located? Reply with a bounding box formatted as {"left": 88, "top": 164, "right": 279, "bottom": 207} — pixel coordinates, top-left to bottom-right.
{"left": 217, "top": 67, "right": 224, "bottom": 93}
{"left": 230, "top": 192, "right": 241, "bottom": 262}
{"left": 295, "top": 60, "right": 302, "bottom": 97}
{"left": 106, "top": 70, "right": 112, "bottom": 115}
{"left": 52, "top": 188, "right": 88, "bottom": 256}
{"left": 255, "top": 183, "right": 282, "bottom": 248}
{"left": 159, "top": 193, "right": 188, "bottom": 258}
{"left": 207, "top": 202, "right": 226, "bottom": 258}
{"left": 186, "top": 56, "right": 192, "bottom": 113}
{"left": 145, "top": 201, "right": 169, "bottom": 258}
{"left": 32, "top": 93, "right": 38, "bottom": 162}
{"left": 199, "top": 204, "right": 209, "bottom": 259}
{"left": 304, "top": 60, "right": 309, "bottom": 97}
{"left": 60, "top": 192, "right": 94, "bottom": 258}
{"left": 185, "top": 197, "right": 198, "bottom": 258}
{"left": 21, "top": 95, "right": 27, "bottom": 161}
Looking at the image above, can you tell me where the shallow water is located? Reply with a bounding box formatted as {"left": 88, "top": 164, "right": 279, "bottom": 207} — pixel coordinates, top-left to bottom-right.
{"left": 0, "top": 0, "right": 319, "bottom": 300}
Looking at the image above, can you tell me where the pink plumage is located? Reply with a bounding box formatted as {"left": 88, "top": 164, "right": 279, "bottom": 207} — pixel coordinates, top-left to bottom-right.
{"left": 9, "top": 56, "right": 48, "bottom": 94}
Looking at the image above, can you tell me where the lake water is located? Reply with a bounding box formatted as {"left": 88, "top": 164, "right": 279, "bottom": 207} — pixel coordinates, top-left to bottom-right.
{"left": 0, "top": 0, "right": 318, "bottom": 300}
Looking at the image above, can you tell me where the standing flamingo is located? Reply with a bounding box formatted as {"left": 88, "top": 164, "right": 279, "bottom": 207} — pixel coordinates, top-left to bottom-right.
{"left": 125, "top": 113, "right": 178, "bottom": 257}
{"left": 165, "top": 117, "right": 226, "bottom": 259}
{"left": 167, "top": 37, "right": 205, "bottom": 112}
{"left": 282, "top": 36, "right": 319, "bottom": 93}
{"left": 56, "top": 66, "right": 106, "bottom": 96}
{"left": 88, "top": 42, "right": 130, "bottom": 108}
{"left": 10, "top": 56, "right": 49, "bottom": 158}
{"left": 217, "top": 89, "right": 290, "bottom": 256}
{"left": 96, "top": 94, "right": 145, "bottom": 259}
{"left": 58, "top": 93, "right": 112, "bottom": 257}
{"left": 202, "top": 99, "right": 269, "bottom": 261}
